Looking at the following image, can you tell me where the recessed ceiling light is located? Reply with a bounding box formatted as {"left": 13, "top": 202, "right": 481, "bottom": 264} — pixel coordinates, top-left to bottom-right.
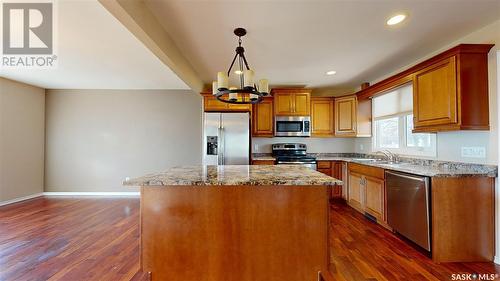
{"left": 387, "top": 14, "right": 407, "bottom": 26}
{"left": 235, "top": 70, "right": 243, "bottom": 75}
{"left": 326, "top": 70, "right": 337, "bottom": 75}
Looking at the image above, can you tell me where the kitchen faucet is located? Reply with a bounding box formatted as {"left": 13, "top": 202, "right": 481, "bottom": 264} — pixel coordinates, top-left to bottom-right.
{"left": 375, "top": 150, "right": 399, "bottom": 163}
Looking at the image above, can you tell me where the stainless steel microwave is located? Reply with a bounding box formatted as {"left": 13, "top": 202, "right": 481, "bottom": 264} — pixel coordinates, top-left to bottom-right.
{"left": 275, "top": 116, "right": 311, "bottom": 137}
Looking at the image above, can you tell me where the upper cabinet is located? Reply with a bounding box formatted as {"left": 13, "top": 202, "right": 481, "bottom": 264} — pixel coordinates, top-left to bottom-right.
{"left": 412, "top": 46, "right": 492, "bottom": 132}
{"left": 311, "top": 97, "right": 334, "bottom": 137}
{"left": 413, "top": 57, "right": 458, "bottom": 130}
{"left": 334, "top": 95, "right": 372, "bottom": 137}
{"left": 202, "top": 93, "right": 252, "bottom": 112}
{"left": 252, "top": 97, "right": 274, "bottom": 137}
{"left": 357, "top": 44, "right": 494, "bottom": 133}
{"left": 271, "top": 89, "right": 311, "bottom": 116}
{"left": 334, "top": 96, "right": 356, "bottom": 136}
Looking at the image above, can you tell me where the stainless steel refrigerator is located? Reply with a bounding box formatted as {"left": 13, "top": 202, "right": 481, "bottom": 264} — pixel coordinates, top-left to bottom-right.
{"left": 203, "top": 112, "right": 250, "bottom": 165}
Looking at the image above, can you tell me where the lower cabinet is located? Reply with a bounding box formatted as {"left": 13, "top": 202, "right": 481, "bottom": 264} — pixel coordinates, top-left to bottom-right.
{"left": 348, "top": 172, "right": 363, "bottom": 210}
{"left": 347, "top": 163, "right": 387, "bottom": 226}
{"left": 317, "top": 161, "right": 344, "bottom": 199}
{"left": 364, "top": 175, "right": 385, "bottom": 222}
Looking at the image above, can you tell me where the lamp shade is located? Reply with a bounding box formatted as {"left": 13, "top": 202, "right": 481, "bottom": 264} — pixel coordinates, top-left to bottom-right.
{"left": 217, "top": 72, "right": 228, "bottom": 89}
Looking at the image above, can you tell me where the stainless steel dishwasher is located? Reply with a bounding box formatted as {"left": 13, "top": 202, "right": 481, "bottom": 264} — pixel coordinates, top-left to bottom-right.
{"left": 386, "top": 171, "right": 431, "bottom": 251}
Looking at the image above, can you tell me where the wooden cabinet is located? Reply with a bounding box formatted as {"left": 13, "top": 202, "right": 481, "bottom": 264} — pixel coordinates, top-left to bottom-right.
{"left": 271, "top": 89, "right": 311, "bottom": 116}
{"left": 293, "top": 93, "right": 310, "bottom": 115}
{"left": 202, "top": 94, "right": 252, "bottom": 112}
{"left": 204, "top": 95, "right": 228, "bottom": 111}
{"left": 348, "top": 172, "right": 364, "bottom": 210}
{"left": 316, "top": 161, "right": 344, "bottom": 199}
{"left": 347, "top": 163, "right": 386, "bottom": 224}
{"left": 364, "top": 175, "right": 385, "bottom": 221}
{"left": 412, "top": 46, "right": 492, "bottom": 132}
{"left": 356, "top": 44, "right": 493, "bottom": 133}
{"left": 252, "top": 160, "right": 275, "bottom": 165}
{"left": 334, "top": 95, "right": 371, "bottom": 137}
{"left": 311, "top": 97, "right": 334, "bottom": 137}
{"left": 334, "top": 96, "right": 356, "bottom": 136}
{"left": 252, "top": 97, "right": 274, "bottom": 137}
{"left": 414, "top": 57, "right": 458, "bottom": 129}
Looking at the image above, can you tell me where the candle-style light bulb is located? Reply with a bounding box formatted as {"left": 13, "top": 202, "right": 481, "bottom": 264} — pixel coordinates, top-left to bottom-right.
{"left": 217, "top": 72, "right": 228, "bottom": 89}
{"left": 212, "top": 81, "right": 218, "bottom": 96}
{"left": 244, "top": 70, "right": 254, "bottom": 88}
{"left": 259, "top": 79, "right": 269, "bottom": 94}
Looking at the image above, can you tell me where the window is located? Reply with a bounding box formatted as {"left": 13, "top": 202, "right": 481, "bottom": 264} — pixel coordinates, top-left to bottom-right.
{"left": 375, "top": 117, "right": 399, "bottom": 148}
{"left": 373, "top": 84, "right": 436, "bottom": 157}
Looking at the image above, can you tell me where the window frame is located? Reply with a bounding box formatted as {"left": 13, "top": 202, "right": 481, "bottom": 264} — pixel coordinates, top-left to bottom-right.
{"left": 373, "top": 111, "right": 437, "bottom": 157}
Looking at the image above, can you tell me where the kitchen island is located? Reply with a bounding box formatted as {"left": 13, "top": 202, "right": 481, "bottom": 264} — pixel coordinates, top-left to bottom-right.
{"left": 124, "top": 165, "right": 341, "bottom": 281}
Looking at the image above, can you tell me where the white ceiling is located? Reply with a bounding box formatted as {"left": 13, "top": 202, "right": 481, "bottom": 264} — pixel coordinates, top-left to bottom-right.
{"left": 145, "top": 0, "right": 500, "bottom": 90}
{"left": 0, "top": 0, "right": 188, "bottom": 90}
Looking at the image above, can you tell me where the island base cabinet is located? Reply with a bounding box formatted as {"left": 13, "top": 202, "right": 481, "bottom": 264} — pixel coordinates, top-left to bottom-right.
{"left": 140, "top": 186, "right": 329, "bottom": 281}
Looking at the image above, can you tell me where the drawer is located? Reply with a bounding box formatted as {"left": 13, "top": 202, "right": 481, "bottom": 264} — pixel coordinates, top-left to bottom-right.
{"left": 317, "top": 161, "right": 332, "bottom": 169}
{"left": 348, "top": 162, "right": 384, "bottom": 180}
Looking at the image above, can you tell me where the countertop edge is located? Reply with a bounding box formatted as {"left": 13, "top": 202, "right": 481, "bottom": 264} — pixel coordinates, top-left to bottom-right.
{"left": 252, "top": 155, "right": 497, "bottom": 178}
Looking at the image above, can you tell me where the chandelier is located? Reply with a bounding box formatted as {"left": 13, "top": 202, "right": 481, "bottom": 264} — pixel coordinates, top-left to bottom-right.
{"left": 212, "top": 28, "right": 269, "bottom": 104}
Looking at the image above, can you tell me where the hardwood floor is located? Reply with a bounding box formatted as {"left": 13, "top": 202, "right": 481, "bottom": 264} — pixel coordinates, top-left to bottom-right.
{"left": 0, "top": 197, "right": 498, "bottom": 281}
{"left": 0, "top": 196, "right": 140, "bottom": 281}
{"left": 328, "top": 200, "right": 500, "bottom": 281}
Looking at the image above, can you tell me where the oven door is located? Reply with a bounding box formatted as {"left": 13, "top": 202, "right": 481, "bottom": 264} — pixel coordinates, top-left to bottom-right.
{"left": 275, "top": 116, "right": 311, "bottom": 137}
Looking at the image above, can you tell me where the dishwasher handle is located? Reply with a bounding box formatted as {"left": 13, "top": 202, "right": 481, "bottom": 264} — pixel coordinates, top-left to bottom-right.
{"left": 385, "top": 170, "right": 429, "bottom": 183}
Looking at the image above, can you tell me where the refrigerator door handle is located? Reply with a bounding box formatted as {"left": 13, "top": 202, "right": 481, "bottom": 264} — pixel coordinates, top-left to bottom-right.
{"left": 220, "top": 127, "right": 225, "bottom": 165}
{"left": 217, "top": 126, "right": 222, "bottom": 165}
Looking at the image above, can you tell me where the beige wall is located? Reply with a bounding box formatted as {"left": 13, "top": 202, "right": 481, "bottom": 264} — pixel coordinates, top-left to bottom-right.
{"left": 44, "top": 89, "right": 202, "bottom": 192}
{"left": 354, "top": 19, "right": 500, "bottom": 166}
{"left": 0, "top": 78, "right": 45, "bottom": 203}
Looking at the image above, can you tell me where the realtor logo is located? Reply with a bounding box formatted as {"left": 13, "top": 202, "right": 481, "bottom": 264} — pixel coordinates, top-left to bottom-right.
{"left": 1, "top": 2, "right": 57, "bottom": 68}
{"left": 3, "top": 3, "right": 53, "bottom": 55}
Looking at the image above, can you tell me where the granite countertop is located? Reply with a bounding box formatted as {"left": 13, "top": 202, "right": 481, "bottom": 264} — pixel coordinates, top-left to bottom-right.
{"left": 252, "top": 153, "right": 497, "bottom": 178}
{"left": 124, "top": 165, "right": 343, "bottom": 186}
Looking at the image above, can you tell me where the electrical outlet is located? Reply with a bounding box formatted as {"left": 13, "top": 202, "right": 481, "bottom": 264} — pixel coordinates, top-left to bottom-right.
{"left": 461, "top": 147, "right": 486, "bottom": 158}
{"left": 253, "top": 144, "right": 259, "bottom": 151}
{"left": 359, "top": 144, "right": 364, "bottom": 151}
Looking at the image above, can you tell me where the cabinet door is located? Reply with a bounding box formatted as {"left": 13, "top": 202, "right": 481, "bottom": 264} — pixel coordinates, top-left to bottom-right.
{"left": 274, "top": 93, "right": 294, "bottom": 115}
{"left": 204, "top": 95, "right": 228, "bottom": 111}
{"left": 331, "top": 162, "right": 343, "bottom": 198}
{"left": 335, "top": 96, "right": 357, "bottom": 136}
{"left": 413, "top": 56, "right": 458, "bottom": 130}
{"left": 293, "top": 93, "right": 311, "bottom": 115}
{"left": 252, "top": 98, "right": 274, "bottom": 137}
{"left": 364, "top": 175, "right": 385, "bottom": 222}
{"left": 317, "top": 168, "right": 332, "bottom": 176}
{"left": 311, "top": 98, "right": 334, "bottom": 136}
{"left": 348, "top": 172, "right": 363, "bottom": 211}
